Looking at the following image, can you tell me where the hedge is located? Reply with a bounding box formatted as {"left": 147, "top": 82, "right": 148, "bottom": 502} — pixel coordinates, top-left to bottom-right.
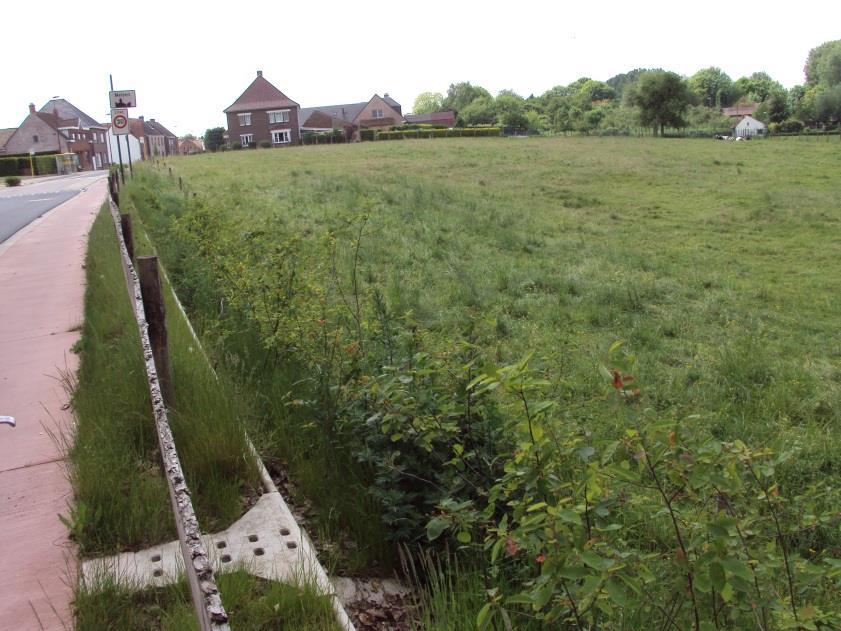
{"left": 374, "top": 127, "right": 501, "bottom": 141}
{"left": 0, "top": 157, "right": 24, "bottom": 176}
{"left": 34, "top": 155, "right": 57, "bottom": 175}
{"left": 302, "top": 130, "right": 346, "bottom": 145}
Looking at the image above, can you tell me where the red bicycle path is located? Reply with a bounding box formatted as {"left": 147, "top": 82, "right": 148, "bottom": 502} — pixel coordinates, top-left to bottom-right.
{"left": 0, "top": 179, "right": 105, "bottom": 630}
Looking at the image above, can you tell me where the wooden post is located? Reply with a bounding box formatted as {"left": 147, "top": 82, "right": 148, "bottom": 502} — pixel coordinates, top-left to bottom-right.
{"left": 137, "top": 256, "right": 173, "bottom": 406}
{"left": 169, "top": 166, "right": 172, "bottom": 178}
{"left": 120, "top": 214, "right": 134, "bottom": 261}
{"left": 179, "top": 175, "right": 183, "bottom": 191}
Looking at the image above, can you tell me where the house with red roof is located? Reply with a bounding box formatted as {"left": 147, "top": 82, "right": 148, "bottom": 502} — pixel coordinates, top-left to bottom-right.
{"left": 224, "top": 71, "right": 301, "bottom": 147}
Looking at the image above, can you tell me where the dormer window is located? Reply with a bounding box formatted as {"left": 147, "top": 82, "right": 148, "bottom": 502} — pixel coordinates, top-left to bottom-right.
{"left": 372, "top": 108, "right": 384, "bottom": 119}
{"left": 238, "top": 113, "right": 252, "bottom": 126}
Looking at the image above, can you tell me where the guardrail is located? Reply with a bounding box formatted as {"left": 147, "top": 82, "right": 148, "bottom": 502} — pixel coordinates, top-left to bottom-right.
{"left": 107, "top": 172, "right": 230, "bottom": 631}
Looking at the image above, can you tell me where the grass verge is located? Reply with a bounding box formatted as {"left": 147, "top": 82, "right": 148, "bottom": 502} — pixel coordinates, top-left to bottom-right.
{"left": 75, "top": 570, "right": 339, "bottom": 630}
{"left": 66, "top": 204, "right": 260, "bottom": 556}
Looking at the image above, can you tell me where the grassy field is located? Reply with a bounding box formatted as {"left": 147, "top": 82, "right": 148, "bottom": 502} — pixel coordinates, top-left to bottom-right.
{"left": 123, "top": 136, "right": 841, "bottom": 627}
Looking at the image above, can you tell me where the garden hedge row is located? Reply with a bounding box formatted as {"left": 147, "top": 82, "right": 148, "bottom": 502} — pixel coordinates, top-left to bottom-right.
{"left": 0, "top": 155, "right": 59, "bottom": 176}
{"left": 374, "top": 127, "right": 501, "bottom": 140}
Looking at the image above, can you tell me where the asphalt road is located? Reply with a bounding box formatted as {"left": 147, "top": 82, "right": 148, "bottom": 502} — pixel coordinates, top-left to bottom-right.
{"left": 0, "top": 171, "right": 106, "bottom": 244}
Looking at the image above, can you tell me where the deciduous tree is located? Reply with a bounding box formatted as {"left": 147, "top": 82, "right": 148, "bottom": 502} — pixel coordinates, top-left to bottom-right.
{"left": 624, "top": 71, "right": 690, "bottom": 136}
{"left": 412, "top": 92, "right": 444, "bottom": 115}
{"left": 203, "top": 127, "right": 225, "bottom": 152}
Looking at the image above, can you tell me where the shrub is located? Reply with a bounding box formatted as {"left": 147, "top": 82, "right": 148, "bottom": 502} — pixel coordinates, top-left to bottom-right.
{"left": 359, "top": 129, "right": 375, "bottom": 141}
{"left": 258, "top": 140, "right": 272, "bottom": 149}
{"left": 231, "top": 141, "right": 242, "bottom": 150}
{"left": 5, "top": 176, "right": 21, "bottom": 187}
{"left": 780, "top": 119, "right": 805, "bottom": 133}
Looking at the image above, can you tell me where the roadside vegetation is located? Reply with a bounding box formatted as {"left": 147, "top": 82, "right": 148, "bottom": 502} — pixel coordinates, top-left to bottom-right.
{"left": 70, "top": 205, "right": 338, "bottom": 627}
{"left": 67, "top": 205, "right": 259, "bottom": 556}
{"left": 123, "top": 136, "right": 841, "bottom": 628}
{"left": 76, "top": 570, "right": 339, "bottom": 630}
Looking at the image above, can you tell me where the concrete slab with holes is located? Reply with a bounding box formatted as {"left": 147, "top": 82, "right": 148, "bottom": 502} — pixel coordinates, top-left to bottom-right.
{"left": 82, "top": 492, "right": 346, "bottom": 613}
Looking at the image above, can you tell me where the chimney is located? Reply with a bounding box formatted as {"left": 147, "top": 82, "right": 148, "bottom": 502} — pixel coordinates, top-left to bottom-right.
{"left": 150, "top": 119, "right": 156, "bottom": 123}
{"left": 384, "top": 93, "right": 389, "bottom": 98}
{"left": 139, "top": 115, "right": 144, "bottom": 121}
{"left": 29, "top": 103, "right": 35, "bottom": 113}
{"left": 257, "top": 70, "right": 263, "bottom": 77}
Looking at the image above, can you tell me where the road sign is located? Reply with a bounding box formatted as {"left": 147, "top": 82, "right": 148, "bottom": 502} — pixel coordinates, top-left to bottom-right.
{"left": 112, "top": 108, "right": 130, "bottom": 135}
{"left": 110, "top": 90, "right": 137, "bottom": 108}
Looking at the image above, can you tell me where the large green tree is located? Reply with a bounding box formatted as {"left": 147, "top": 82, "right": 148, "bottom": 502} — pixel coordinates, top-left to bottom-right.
{"left": 203, "top": 127, "right": 225, "bottom": 152}
{"left": 805, "top": 40, "right": 841, "bottom": 87}
{"left": 442, "top": 82, "right": 492, "bottom": 114}
{"left": 459, "top": 96, "right": 496, "bottom": 126}
{"left": 624, "top": 71, "right": 691, "bottom": 135}
{"left": 412, "top": 91, "right": 444, "bottom": 115}
{"left": 494, "top": 90, "right": 528, "bottom": 131}
{"left": 733, "top": 72, "right": 784, "bottom": 103}
{"left": 688, "top": 67, "right": 735, "bottom": 108}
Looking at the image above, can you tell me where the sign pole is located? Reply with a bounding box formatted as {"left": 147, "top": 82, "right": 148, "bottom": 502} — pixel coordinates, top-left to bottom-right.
{"left": 110, "top": 74, "right": 125, "bottom": 184}
{"left": 125, "top": 132, "right": 134, "bottom": 177}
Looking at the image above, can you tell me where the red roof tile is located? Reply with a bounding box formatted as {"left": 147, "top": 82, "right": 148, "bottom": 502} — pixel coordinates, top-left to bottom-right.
{"left": 224, "top": 74, "right": 299, "bottom": 113}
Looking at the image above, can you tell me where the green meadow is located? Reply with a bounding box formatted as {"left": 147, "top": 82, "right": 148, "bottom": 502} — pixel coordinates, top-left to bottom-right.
{"left": 121, "top": 136, "right": 841, "bottom": 627}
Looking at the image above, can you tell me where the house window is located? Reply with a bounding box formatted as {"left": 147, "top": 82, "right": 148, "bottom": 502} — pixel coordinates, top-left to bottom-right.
{"left": 238, "top": 113, "right": 252, "bottom": 126}
{"left": 33, "top": 134, "right": 39, "bottom": 143}
{"left": 272, "top": 129, "right": 291, "bottom": 144}
{"left": 240, "top": 134, "right": 253, "bottom": 147}
{"left": 372, "top": 108, "right": 384, "bottom": 119}
{"left": 268, "top": 110, "right": 290, "bottom": 124}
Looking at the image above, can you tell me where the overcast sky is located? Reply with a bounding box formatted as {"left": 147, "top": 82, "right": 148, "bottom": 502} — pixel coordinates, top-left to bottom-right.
{"left": 3, "top": 1, "right": 839, "bottom": 136}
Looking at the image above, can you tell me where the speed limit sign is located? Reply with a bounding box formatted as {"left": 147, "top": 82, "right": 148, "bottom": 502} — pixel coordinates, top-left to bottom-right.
{"left": 112, "top": 108, "right": 129, "bottom": 135}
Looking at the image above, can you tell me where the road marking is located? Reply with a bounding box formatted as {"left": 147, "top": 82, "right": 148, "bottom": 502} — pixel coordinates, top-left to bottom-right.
{"left": 26, "top": 198, "right": 54, "bottom": 203}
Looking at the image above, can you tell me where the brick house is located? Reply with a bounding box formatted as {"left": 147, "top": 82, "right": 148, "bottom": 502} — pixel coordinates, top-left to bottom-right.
{"left": 2, "top": 100, "right": 109, "bottom": 170}
{"left": 224, "top": 71, "right": 300, "bottom": 147}
{"left": 299, "top": 94, "right": 405, "bottom": 139}
{"left": 404, "top": 110, "right": 457, "bottom": 127}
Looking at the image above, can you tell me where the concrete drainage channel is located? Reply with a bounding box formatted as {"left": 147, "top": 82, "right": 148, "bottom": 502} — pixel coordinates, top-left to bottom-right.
{"left": 83, "top": 175, "right": 362, "bottom": 630}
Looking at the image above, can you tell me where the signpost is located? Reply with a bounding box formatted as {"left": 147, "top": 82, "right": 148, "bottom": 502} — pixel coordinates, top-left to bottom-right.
{"left": 109, "top": 76, "right": 137, "bottom": 182}
{"left": 110, "top": 90, "right": 137, "bottom": 109}
{"left": 112, "top": 109, "right": 129, "bottom": 135}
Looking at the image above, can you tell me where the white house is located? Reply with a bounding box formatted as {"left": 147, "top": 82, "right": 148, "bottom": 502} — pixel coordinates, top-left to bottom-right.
{"left": 106, "top": 125, "right": 142, "bottom": 164}
{"left": 733, "top": 115, "right": 766, "bottom": 138}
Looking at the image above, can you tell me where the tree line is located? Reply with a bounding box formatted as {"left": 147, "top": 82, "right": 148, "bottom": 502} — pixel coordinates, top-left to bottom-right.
{"left": 412, "top": 39, "right": 841, "bottom": 136}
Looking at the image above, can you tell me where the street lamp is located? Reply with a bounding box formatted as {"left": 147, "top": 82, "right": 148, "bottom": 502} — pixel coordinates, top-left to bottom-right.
{"left": 28, "top": 148, "right": 35, "bottom": 177}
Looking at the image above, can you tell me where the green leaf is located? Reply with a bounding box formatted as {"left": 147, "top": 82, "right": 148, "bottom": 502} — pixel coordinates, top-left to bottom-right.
{"left": 532, "top": 585, "right": 554, "bottom": 609}
{"left": 710, "top": 561, "right": 726, "bottom": 591}
{"left": 605, "top": 579, "right": 628, "bottom": 606}
{"left": 456, "top": 530, "right": 472, "bottom": 544}
{"left": 581, "top": 550, "right": 614, "bottom": 571}
{"left": 476, "top": 603, "right": 494, "bottom": 630}
{"left": 720, "top": 582, "right": 734, "bottom": 602}
{"left": 578, "top": 446, "right": 596, "bottom": 462}
{"left": 426, "top": 517, "right": 448, "bottom": 541}
{"left": 558, "top": 508, "right": 582, "bottom": 525}
{"left": 722, "top": 558, "right": 752, "bottom": 581}
{"left": 557, "top": 565, "right": 588, "bottom": 580}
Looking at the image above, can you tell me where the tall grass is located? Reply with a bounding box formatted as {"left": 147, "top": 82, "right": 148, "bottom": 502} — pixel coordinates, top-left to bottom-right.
{"left": 66, "top": 205, "right": 260, "bottom": 555}
{"left": 124, "top": 137, "right": 841, "bottom": 603}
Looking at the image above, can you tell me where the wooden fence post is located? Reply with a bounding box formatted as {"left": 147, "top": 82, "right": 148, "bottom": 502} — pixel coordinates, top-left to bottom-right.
{"left": 120, "top": 214, "right": 134, "bottom": 261}
{"left": 179, "top": 175, "right": 183, "bottom": 191}
{"left": 137, "top": 256, "right": 173, "bottom": 406}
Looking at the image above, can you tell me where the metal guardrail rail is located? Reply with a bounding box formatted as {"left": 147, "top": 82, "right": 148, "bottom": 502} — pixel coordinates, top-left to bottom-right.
{"left": 107, "top": 175, "right": 230, "bottom": 631}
